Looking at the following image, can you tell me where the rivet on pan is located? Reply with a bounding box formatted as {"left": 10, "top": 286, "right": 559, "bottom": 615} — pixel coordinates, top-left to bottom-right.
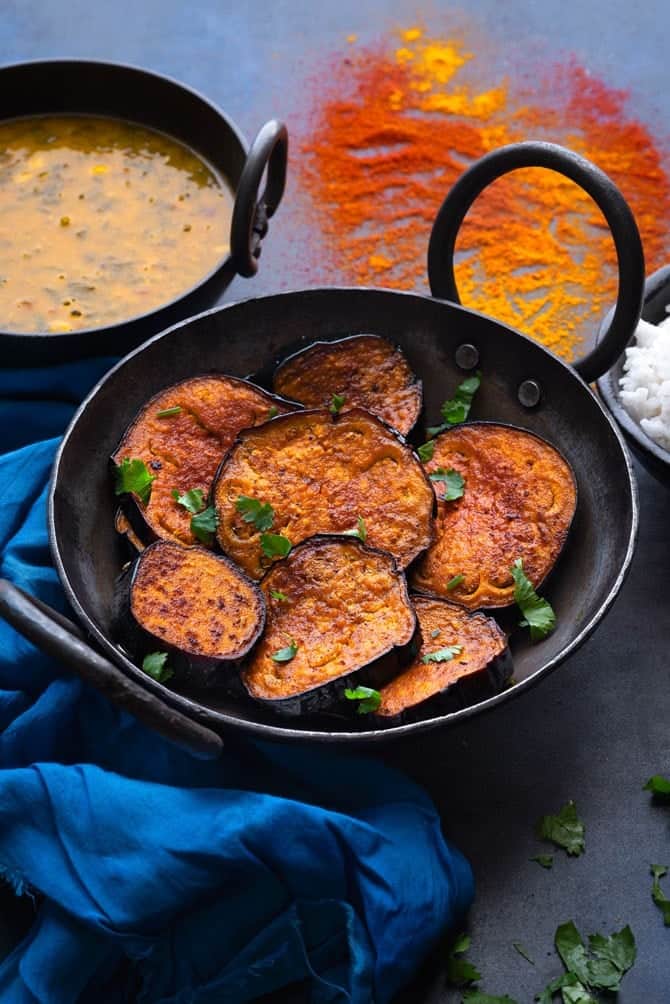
{"left": 518, "top": 379, "right": 542, "bottom": 408}
{"left": 455, "top": 343, "right": 480, "bottom": 370}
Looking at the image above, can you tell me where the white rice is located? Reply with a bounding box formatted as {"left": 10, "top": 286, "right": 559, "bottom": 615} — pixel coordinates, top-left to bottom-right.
{"left": 618, "top": 311, "right": 670, "bottom": 453}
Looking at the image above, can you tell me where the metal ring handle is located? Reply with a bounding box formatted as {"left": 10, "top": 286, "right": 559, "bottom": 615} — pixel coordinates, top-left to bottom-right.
{"left": 230, "top": 120, "right": 288, "bottom": 278}
{"left": 0, "top": 579, "right": 223, "bottom": 758}
{"left": 427, "top": 141, "right": 645, "bottom": 384}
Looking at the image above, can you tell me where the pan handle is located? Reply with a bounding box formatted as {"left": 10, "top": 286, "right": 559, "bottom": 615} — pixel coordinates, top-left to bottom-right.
{"left": 427, "top": 141, "right": 645, "bottom": 384}
{"left": 0, "top": 579, "right": 223, "bottom": 758}
{"left": 230, "top": 120, "right": 288, "bottom": 278}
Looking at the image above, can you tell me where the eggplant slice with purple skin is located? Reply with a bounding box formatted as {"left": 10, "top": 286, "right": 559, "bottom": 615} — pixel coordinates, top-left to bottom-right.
{"left": 273, "top": 333, "right": 423, "bottom": 436}
{"left": 376, "top": 594, "right": 513, "bottom": 724}
{"left": 213, "top": 407, "right": 435, "bottom": 580}
{"left": 111, "top": 374, "right": 296, "bottom": 549}
{"left": 115, "top": 540, "right": 266, "bottom": 688}
{"left": 242, "top": 535, "right": 418, "bottom": 716}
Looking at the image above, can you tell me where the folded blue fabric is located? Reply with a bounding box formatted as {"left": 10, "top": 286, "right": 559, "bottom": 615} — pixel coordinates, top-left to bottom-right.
{"left": 0, "top": 361, "right": 474, "bottom": 1003}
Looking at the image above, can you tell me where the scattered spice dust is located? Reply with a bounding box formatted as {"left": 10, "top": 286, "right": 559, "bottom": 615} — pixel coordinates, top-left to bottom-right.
{"left": 299, "top": 26, "right": 670, "bottom": 360}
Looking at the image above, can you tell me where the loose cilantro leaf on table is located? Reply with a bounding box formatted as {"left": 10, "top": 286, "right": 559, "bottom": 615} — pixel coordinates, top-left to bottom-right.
{"left": 343, "top": 516, "right": 367, "bottom": 542}
{"left": 330, "top": 393, "right": 345, "bottom": 414}
{"left": 261, "top": 532, "right": 292, "bottom": 559}
{"left": 271, "top": 641, "right": 298, "bottom": 662}
{"left": 236, "top": 495, "right": 275, "bottom": 531}
{"left": 530, "top": 854, "right": 554, "bottom": 869}
{"left": 511, "top": 558, "right": 556, "bottom": 642}
{"left": 512, "top": 942, "right": 534, "bottom": 965}
{"left": 141, "top": 652, "right": 173, "bottom": 684}
{"left": 429, "top": 467, "right": 465, "bottom": 500}
{"left": 344, "top": 686, "right": 381, "bottom": 714}
{"left": 156, "top": 405, "right": 182, "bottom": 418}
{"left": 447, "top": 573, "right": 465, "bottom": 591}
{"left": 191, "top": 506, "right": 219, "bottom": 545}
{"left": 538, "top": 921, "right": 636, "bottom": 1001}
{"left": 537, "top": 801, "right": 585, "bottom": 856}
{"left": 644, "top": 775, "right": 670, "bottom": 801}
{"left": 417, "top": 440, "right": 435, "bottom": 462}
{"left": 427, "top": 371, "right": 481, "bottom": 436}
{"left": 172, "top": 487, "right": 205, "bottom": 514}
{"left": 463, "top": 992, "right": 518, "bottom": 1004}
{"left": 446, "top": 933, "right": 481, "bottom": 987}
{"left": 114, "top": 457, "right": 156, "bottom": 505}
{"left": 651, "top": 864, "right": 670, "bottom": 925}
{"left": 421, "top": 645, "right": 463, "bottom": 664}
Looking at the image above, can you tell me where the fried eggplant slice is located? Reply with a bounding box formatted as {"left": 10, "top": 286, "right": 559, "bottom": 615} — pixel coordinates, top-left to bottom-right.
{"left": 411, "top": 422, "right": 577, "bottom": 609}
{"left": 213, "top": 407, "right": 434, "bottom": 579}
{"left": 273, "top": 334, "right": 422, "bottom": 435}
{"left": 111, "top": 375, "right": 295, "bottom": 547}
{"left": 242, "top": 536, "right": 417, "bottom": 715}
{"left": 116, "top": 540, "right": 265, "bottom": 687}
{"left": 376, "top": 595, "right": 512, "bottom": 722}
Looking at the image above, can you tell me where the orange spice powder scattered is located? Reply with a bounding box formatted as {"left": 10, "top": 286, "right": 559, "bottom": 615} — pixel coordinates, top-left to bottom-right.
{"left": 299, "top": 28, "right": 670, "bottom": 360}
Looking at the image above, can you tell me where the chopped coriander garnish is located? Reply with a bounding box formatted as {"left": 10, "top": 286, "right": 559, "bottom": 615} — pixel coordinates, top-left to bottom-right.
{"left": 330, "top": 393, "right": 345, "bottom": 414}
{"left": 191, "top": 506, "right": 219, "bottom": 545}
{"left": 644, "top": 775, "right": 670, "bottom": 801}
{"left": 651, "top": 865, "right": 670, "bottom": 925}
{"left": 427, "top": 371, "right": 481, "bottom": 436}
{"left": 344, "top": 685, "right": 381, "bottom": 714}
{"left": 267, "top": 405, "right": 279, "bottom": 419}
{"left": 270, "top": 589, "right": 289, "bottom": 602}
{"left": 447, "top": 573, "right": 465, "bottom": 591}
{"left": 271, "top": 640, "right": 298, "bottom": 662}
{"left": 446, "top": 932, "right": 481, "bottom": 987}
{"left": 537, "top": 800, "right": 585, "bottom": 856}
{"left": 430, "top": 628, "right": 441, "bottom": 639}
{"left": 343, "top": 516, "right": 367, "bottom": 542}
{"left": 156, "top": 405, "right": 182, "bottom": 418}
{"left": 114, "top": 457, "right": 156, "bottom": 505}
{"left": 511, "top": 558, "right": 556, "bottom": 642}
{"left": 512, "top": 942, "right": 534, "bottom": 966}
{"left": 421, "top": 644, "right": 463, "bottom": 664}
{"left": 141, "top": 651, "right": 174, "bottom": 684}
{"left": 261, "top": 532, "right": 292, "bottom": 559}
{"left": 537, "top": 920, "right": 636, "bottom": 1000}
{"left": 417, "top": 440, "right": 435, "bottom": 462}
{"left": 236, "top": 495, "right": 275, "bottom": 531}
{"left": 172, "top": 487, "right": 205, "bottom": 515}
{"left": 463, "top": 991, "right": 518, "bottom": 1003}
{"left": 429, "top": 467, "right": 465, "bottom": 501}
{"left": 530, "top": 854, "right": 554, "bottom": 869}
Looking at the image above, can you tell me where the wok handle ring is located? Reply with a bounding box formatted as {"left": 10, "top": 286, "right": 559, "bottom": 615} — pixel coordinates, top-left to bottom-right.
{"left": 230, "top": 119, "right": 288, "bottom": 278}
{"left": 427, "top": 141, "right": 645, "bottom": 384}
{"left": 0, "top": 579, "right": 224, "bottom": 758}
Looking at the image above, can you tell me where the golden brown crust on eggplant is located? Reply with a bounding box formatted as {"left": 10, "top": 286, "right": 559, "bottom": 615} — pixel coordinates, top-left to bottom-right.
{"left": 130, "top": 540, "right": 265, "bottom": 660}
{"left": 377, "top": 596, "right": 510, "bottom": 718}
{"left": 242, "top": 536, "right": 416, "bottom": 705}
{"left": 213, "top": 407, "right": 434, "bottom": 579}
{"left": 112, "top": 375, "right": 294, "bottom": 546}
{"left": 273, "top": 334, "right": 422, "bottom": 435}
{"left": 411, "top": 422, "right": 577, "bottom": 608}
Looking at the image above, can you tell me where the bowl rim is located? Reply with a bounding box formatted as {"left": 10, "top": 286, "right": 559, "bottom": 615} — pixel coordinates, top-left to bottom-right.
{"left": 0, "top": 57, "right": 248, "bottom": 343}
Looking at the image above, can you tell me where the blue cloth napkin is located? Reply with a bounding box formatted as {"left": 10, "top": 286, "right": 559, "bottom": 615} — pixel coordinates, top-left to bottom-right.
{"left": 0, "top": 360, "right": 474, "bottom": 1004}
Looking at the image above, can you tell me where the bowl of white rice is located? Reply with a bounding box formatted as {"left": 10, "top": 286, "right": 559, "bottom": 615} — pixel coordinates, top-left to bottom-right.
{"left": 597, "top": 265, "right": 670, "bottom": 486}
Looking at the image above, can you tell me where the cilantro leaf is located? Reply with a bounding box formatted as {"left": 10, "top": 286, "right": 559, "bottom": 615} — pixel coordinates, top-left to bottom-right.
{"left": 427, "top": 371, "right": 481, "bottom": 436}
{"left": 445, "top": 931, "right": 481, "bottom": 987}
{"left": 511, "top": 558, "right": 556, "bottom": 642}
{"left": 330, "top": 393, "right": 345, "bottom": 414}
{"left": 421, "top": 645, "right": 463, "bottom": 664}
{"left": 530, "top": 854, "right": 554, "bottom": 869}
{"left": 236, "top": 495, "right": 275, "bottom": 531}
{"left": 535, "top": 972, "right": 586, "bottom": 1004}
{"left": 447, "top": 573, "right": 465, "bottom": 591}
{"left": 544, "top": 922, "right": 636, "bottom": 999}
{"left": 156, "top": 405, "right": 182, "bottom": 418}
{"left": 114, "top": 457, "right": 156, "bottom": 505}
{"left": 417, "top": 440, "right": 435, "bottom": 462}
{"left": 141, "top": 652, "right": 173, "bottom": 684}
{"left": 429, "top": 467, "right": 465, "bottom": 501}
{"left": 270, "top": 589, "right": 289, "bottom": 602}
{"left": 512, "top": 942, "right": 534, "bottom": 965}
{"left": 261, "top": 532, "right": 292, "bottom": 559}
{"left": 651, "top": 865, "right": 670, "bottom": 925}
{"left": 271, "top": 640, "right": 298, "bottom": 662}
{"left": 587, "top": 926, "right": 636, "bottom": 989}
{"left": 191, "top": 505, "right": 219, "bottom": 545}
{"left": 267, "top": 405, "right": 279, "bottom": 419}
{"left": 343, "top": 516, "right": 367, "bottom": 541}
{"left": 462, "top": 992, "right": 518, "bottom": 1004}
{"left": 644, "top": 775, "right": 670, "bottom": 801}
{"left": 554, "top": 922, "right": 591, "bottom": 985}
{"left": 344, "top": 686, "right": 381, "bottom": 714}
{"left": 537, "top": 801, "right": 585, "bottom": 856}
{"left": 172, "top": 487, "right": 205, "bottom": 515}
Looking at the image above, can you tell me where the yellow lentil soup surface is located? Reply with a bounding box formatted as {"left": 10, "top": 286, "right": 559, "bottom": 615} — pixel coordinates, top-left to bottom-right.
{"left": 0, "top": 115, "right": 234, "bottom": 333}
